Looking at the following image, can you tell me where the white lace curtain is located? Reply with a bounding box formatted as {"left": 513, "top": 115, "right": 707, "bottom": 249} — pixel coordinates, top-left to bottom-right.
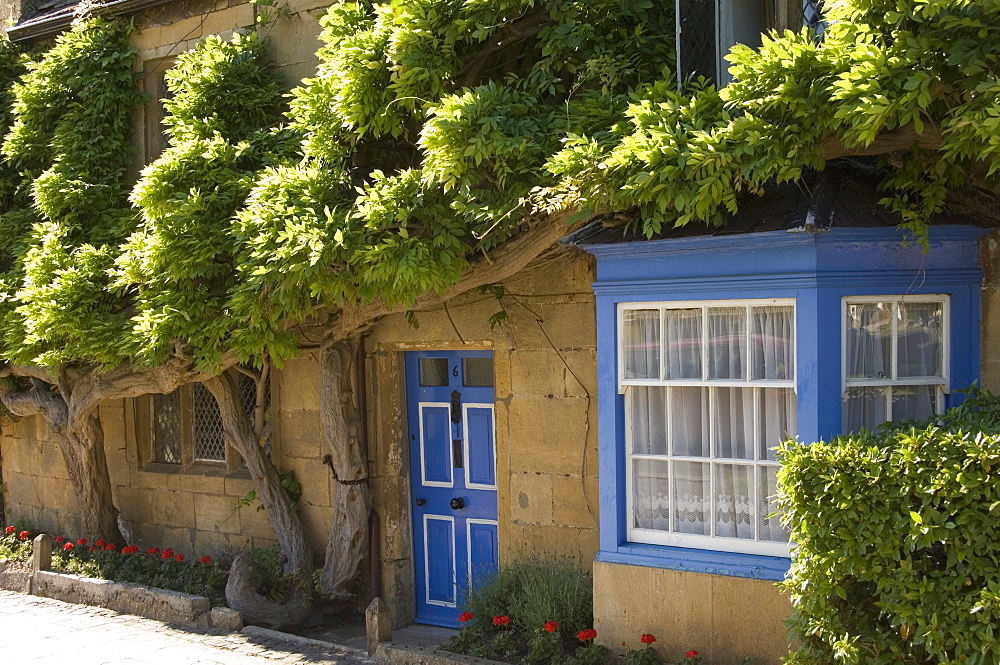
{"left": 843, "top": 301, "right": 942, "bottom": 432}
{"left": 628, "top": 305, "right": 794, "bottom": 543}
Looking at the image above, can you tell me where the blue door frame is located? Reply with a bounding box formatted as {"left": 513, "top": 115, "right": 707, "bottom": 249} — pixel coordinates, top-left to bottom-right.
{"left": 406, "top": 350, "right": 498, "bottom": 627}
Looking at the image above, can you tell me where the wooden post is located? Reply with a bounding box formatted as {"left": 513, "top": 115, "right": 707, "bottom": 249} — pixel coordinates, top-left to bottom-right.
{"left": 366, "top": 596, "right": 393, "bottom": 655}
{"left": 32, "top": 533, "right": 52, "bottom": 572}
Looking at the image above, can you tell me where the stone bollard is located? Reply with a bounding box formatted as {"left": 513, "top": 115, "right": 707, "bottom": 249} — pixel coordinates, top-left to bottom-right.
{"left": 365, "top": 596, "right": 393, "bottom": 656}
{"left": 32, "top": 534, "right": 52, "bottom": 573}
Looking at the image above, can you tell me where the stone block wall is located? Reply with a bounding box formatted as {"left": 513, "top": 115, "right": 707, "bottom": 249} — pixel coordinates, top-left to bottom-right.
{"left": 0, "top": 416, "right": 80, "bottom": 536}
{"left": 363, "top": 250, "right": 600, "bottom": 626}
{"left": 0, "top": 354, "right": 335, "bottom": 561}
{"left": 593, "top": 561, "right": 793, "bottom": 665}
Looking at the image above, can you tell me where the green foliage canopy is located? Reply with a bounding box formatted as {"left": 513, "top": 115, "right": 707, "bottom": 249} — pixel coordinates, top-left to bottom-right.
{"left": 0, "top": 0, "right": 996, "bottom": 375}
{"left": 546, "top": 0, "right": 1000, "bottom": 237}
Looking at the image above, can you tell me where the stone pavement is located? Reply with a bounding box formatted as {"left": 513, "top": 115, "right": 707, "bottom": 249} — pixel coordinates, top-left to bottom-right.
{"left": 0, "top": 590, "right": 375, "bottom": 665}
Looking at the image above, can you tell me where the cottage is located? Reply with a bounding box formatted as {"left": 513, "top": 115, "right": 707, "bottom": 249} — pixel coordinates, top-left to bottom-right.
{"left": 0, "top": 0, "right": 997, "bottom": 664}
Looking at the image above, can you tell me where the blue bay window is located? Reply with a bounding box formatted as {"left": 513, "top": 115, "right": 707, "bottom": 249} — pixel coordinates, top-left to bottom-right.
{"left": 584, "top": 226, "right": 985, "bottom": 580}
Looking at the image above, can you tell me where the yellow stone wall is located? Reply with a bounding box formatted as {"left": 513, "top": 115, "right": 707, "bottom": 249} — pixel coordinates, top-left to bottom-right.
{"left": 363, "top": 251, "right": 600, "bottom": 625}
{"left": 593, "top": 561, "right": 793, "bottom": 665}
{"left": 0, "top": 355, "right": 337, "bottom": 560}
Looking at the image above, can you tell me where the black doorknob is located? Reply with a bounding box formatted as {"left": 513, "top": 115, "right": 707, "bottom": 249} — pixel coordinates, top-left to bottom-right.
{"left": 415, "top": 498, "right": 426, "bottom": 506}
{"left": 450, "top": 497, "right": 465, "bottom": 510}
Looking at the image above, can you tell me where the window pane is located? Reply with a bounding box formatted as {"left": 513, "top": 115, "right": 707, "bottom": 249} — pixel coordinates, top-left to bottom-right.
{"left": 712, "top": 387, "right": 753, "bottom": 460}
{"left": 752, "top": 306, "right": 794, "bottom": 380}
{"left": 153, "top": 391, "right": 182, "bottom": 464}
{"left": 670, "top": 387, "right": 707, "bottom": 457}
{"left": 630, "top": 387, "right": 668, "bottom": 455}
{"left": 843, "top": 386, "right": 888, "bottom": 433}
{"left": 715, "top": 464, "right": 754, "bottom": 539}
{"left": 758, "top": 388, "right": 796, "bottom": 462}
{"left": 897, "top": 302, "right": 943, "bottom": 378}
{"left": 759, "top": 466, "right": 789, "bottom": 542}
{"left": 623, "top": 309, "right": 661, "bottom": 379}
{"left": 419, "top": 358, "right": 449, "bottom": 386}
{"left": 634, "top": 459, "right": 670, "bottom": 530}
{"left": 193, "top": 383, "right": 226, "bottom": 462}
{"left": 673, "top": 461, "right": 710, "bottom": 535}
{"left": 892, "top": 385, "right": 937, "bottom": 422}
{"left": 664, "top": 308, "right": 702, "bottom": 379}
{"left": 463, "top": 357, "right": 494, "bottom": 387}
{"left": 845, "top": 302, "right": 892, "bottom": 379}
{"left": 707, "top": 307, "right": 746, "bottom": 379}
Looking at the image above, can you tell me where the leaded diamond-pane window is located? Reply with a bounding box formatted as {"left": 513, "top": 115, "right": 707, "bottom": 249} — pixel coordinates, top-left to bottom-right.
{"left": 153, "top": 391, "right": 182, "bottom": 464}
{"left": 146, "top": 371, "right": 271, "bottom": 467}
{"left": 803, "top": 0, "right": 825, "bottom": 34}
{"left": 193, "top": 383, "right": 226, "bottom": 462}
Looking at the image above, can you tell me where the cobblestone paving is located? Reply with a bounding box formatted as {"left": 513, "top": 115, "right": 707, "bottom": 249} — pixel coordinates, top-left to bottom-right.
{"left": 0, "top": 590, "right": 375, "bottom": 665}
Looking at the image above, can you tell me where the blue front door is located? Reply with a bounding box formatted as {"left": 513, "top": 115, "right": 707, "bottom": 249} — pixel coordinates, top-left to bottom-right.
{"left": 406, "top": 350, "right": 498, "bottom": 627}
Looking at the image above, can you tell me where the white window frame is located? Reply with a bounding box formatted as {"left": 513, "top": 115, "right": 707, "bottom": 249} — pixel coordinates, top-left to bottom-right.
{"left": 841, "top": 295, "right": 950, "bottom": 429}
{"left": 619, "top": 298, "right": 795, "bottom": 557}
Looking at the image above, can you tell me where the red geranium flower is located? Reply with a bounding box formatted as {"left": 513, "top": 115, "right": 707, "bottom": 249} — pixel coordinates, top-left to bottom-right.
{"left": 88, "top": 547, "right": 95, "bottom": 551}
{"left": 102, "top": 544, "right": 116, "bottom": 551}
{"left": 123, "top": 545, "right": 139, "bottom": 554}
{"left": 18, "top": 530, "right": 29, "bottom": 541}
{"left": 199, "top": 555, "right": 211, "bottom": 564}
{"left": 493, "top": 615, "right": 511, "bottom": 627}
{"left": 685, "top": 650, "right": 699, "bottom": 658}
{"left": 640, "top": 634, "right": 656, "bottom": 645}
{"left": 161, "top": 551, "right": 172, "bottom": 560}
{"left": 544, "top": 621, "right": 559, "bottom": 633}
{"left": 55, "top": 536, "right": 63, "bottom": 543}
{"left": 175, "top": 553, "right": 185, "bottom": 562}
{"left": 77, "top": 538, "right": 87, "bottom": 546}
{"left": 63, "top": 542, "right": 73, "bottom": 551}
{"left": 147, "top": 547, "right": 160, "bottom": 555}
{"left": 458, "top": 612, "right": 473, "bottom": 623}
{"left": 576, "top": 629, "right": 597, "bottom": 642}
{"left": 3, "top": 526, "right": 13, "bottom": 534}
{"left": 95, "top": 539, "right": 105, "bottom": 547}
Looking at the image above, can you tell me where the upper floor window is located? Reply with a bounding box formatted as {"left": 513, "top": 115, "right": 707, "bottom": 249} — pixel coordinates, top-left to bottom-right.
{"left": 141, "top": 56, "right": 176, "bottom": 164}
{"left": 621, "top": 300, "right": 795, "bottom": 557}
{"left": 842, "top": 296, "right": 947, "bottom": 433}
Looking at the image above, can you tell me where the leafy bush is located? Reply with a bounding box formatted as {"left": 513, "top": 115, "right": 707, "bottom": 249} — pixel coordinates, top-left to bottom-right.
{"left": 1, "top": 526, "right": 228, "bottom": 605}
{"left": 53, "top": 545, "right": 227, "bottom": 606}
{"left": 778, "top": 390, "right": 1000, "bottom": 665}
{"left": 0, "top": 525, "right": 33, "bottom": 561}
{"left": 447, "top": 560, "right": 611, "bottom": 664}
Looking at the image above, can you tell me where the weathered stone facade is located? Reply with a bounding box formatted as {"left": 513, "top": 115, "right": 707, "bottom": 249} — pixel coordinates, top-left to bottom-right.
{"left": 0, "top": 246, "right": 600, "bottom": 625}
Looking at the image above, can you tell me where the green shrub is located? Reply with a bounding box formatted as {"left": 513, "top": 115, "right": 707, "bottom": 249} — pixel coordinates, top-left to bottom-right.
{"left": 778, "top": 390, "right": 1000, "bottom": 665}
{"left": 0, "top": 525, "right": 33, "bottom": 560}
{"left": 466, "top": 560, "right": 594, "bottom": 636}
{"left": 447, "top": 559, "right": 604, "bottom": 664}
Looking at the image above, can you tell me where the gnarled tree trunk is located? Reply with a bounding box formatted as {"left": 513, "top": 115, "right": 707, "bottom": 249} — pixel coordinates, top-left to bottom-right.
{"left": 318, "top": 338, "right": 371, "bottom": 600}
{"left": 203, "top": 370, "right": 313, "bottom": 628}
{"left": 0, "top": 377, "right": 122, "bottom": 543}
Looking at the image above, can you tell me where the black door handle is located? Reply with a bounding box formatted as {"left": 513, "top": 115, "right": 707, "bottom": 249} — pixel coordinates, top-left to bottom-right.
{"left": 416, "top": 498, "right": 426, "bottom": 506}
{"left": 450, "top": 497, "right": 465, "bottom": 510}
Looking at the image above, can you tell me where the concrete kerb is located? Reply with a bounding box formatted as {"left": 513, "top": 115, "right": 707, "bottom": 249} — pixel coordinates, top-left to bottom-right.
{"left": 0, "top": 533, "right": 246, "bottom": 631}
{"left": 376, "top": 644, "right": 507, "bottom": 665}
{"left": 0, "top": 559, "right": 31, "bottom": 593}
{"left": 243, "top": 624, "right": 371, "bottom": 656}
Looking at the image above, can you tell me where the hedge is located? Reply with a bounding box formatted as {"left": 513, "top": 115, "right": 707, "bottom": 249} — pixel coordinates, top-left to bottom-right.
{"left": 778, "top": 391, "right": 1000, "bottom": 665}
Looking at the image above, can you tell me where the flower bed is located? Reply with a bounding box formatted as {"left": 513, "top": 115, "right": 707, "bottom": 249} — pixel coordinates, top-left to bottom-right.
{"left": 1, "top": 526, "right": 227, "bottom": 605}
